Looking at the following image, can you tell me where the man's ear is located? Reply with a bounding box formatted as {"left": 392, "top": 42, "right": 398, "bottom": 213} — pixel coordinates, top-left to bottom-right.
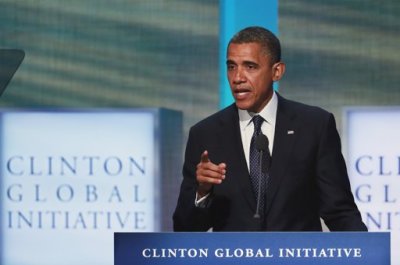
{"left": 272, "top": 62, "right": 286, "bottom": 82}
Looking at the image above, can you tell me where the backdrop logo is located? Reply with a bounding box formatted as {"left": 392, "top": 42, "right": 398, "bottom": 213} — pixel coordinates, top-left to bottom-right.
{"left": 345, "top": 108, "right": 400, "bottom": 264}
{"left": 352, "top": 154, "right": 399, "bottom": 230}
{"left": 1, "top": 111, "right": 158, "bottom": 264}
{"left": 5, "top": 154, "right": 148, "bottom": 230}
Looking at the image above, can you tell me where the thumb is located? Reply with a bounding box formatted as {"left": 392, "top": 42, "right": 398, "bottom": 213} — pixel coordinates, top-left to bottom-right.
{"left": 200, "top": 150, "right": 210, "bottom": 163}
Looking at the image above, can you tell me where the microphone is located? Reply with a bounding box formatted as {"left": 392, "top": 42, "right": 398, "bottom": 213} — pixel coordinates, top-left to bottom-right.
{"left": 256, "top": 134, "right": 269, "bottom": 172}
{"left": 254, "top": 133, "right": 269, "bottom": 219}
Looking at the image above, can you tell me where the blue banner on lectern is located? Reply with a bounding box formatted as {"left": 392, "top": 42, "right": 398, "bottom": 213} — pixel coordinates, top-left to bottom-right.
{"left": 114, "top": 232, "right": 389, "bottom": 265}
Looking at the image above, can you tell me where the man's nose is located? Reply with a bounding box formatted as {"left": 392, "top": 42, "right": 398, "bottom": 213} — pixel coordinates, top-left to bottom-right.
{"left": 233, "top": 68, "right": 246, "bottom": 83}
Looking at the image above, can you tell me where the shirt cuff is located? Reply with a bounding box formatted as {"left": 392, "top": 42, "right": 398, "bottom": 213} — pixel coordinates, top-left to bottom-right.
{"left": 195, "top": 192, "right": 210, "bottom": 208}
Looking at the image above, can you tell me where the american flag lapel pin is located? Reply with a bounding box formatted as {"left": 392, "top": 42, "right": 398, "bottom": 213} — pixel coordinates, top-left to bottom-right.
{"left": 287, "top": 130, "right": 294, "bottom": 135}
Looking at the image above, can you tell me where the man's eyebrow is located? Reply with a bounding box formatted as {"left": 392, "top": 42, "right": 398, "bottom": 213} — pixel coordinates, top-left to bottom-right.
{"left": 242, "top": 60, "right": 258, "bottom": 65}
{"left": 226, "top": 60, "right": 258, "bottom": 66}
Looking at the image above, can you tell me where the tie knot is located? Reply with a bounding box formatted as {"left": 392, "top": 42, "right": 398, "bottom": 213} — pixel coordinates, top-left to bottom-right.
{"left": 252, "top": 115, "right": 264, "bottom": 135}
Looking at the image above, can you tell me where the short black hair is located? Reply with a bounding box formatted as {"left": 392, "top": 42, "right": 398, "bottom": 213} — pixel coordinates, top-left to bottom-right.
{"left": 228, "top": 26, "right": 281, "bottom": 64}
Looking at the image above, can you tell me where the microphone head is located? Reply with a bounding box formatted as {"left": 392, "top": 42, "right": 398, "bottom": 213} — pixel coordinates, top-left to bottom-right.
{"left": 255, "top": 134, "right": 269, "bottom": 152}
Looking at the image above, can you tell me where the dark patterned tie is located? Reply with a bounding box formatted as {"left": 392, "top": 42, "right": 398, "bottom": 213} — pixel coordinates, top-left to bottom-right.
{"left": 249, "top": 115, "right": 268, "bottom": 216}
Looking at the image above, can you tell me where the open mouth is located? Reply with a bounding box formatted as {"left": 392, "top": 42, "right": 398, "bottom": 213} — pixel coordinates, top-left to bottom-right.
{"left": 234, "top": 88, "right": 251, "bottom": 98}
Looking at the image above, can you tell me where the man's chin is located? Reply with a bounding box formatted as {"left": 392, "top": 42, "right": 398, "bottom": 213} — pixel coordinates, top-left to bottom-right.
{"left": 235, "top": 102, "right": 252, "bottom": 112}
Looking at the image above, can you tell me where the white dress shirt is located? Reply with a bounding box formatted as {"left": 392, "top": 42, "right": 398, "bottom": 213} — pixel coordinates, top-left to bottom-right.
{"left": 238, "top": 91, "right": 278, "bottom": 171}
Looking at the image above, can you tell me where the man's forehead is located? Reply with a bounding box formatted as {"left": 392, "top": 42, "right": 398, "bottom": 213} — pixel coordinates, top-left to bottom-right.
{"left": 228, "top": 42, "right": 263, "bottom": 50}
{"left": 227, "top": 43, "right": 269, "bottom": 61}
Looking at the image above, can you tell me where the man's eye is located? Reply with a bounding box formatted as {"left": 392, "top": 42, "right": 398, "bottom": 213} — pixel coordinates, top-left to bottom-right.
{"left": 247, "top": 64, "right": 257, "bottom": 70}
{"left": 227, "top": 64, "right": 236, "bottom": 70}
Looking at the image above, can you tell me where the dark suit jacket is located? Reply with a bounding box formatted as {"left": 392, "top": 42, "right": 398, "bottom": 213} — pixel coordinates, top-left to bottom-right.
{"left": 173, "top": 94, "right": 367, "bottom": 231}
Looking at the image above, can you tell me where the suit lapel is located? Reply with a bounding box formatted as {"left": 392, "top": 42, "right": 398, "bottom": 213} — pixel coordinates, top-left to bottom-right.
{"left": 217, "top": 105, "right": 257, "bottom": 211}
{"left": 265, "top": 95, "right": 298, "bottom": 215}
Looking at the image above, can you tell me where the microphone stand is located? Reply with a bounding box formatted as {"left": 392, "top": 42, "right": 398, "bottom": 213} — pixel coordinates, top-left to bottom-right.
{"left": 254, "top": 150, "right": 263, "bottom": 219}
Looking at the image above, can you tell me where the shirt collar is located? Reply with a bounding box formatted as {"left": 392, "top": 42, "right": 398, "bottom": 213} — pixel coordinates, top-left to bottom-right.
{"left": 238, "top": 91, "right": 278, "bottom": 130}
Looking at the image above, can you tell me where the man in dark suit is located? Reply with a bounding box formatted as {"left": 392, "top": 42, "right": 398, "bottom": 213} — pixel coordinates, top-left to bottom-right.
{"left": 173, "top": 26, "right": 367, "bottom": 231}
